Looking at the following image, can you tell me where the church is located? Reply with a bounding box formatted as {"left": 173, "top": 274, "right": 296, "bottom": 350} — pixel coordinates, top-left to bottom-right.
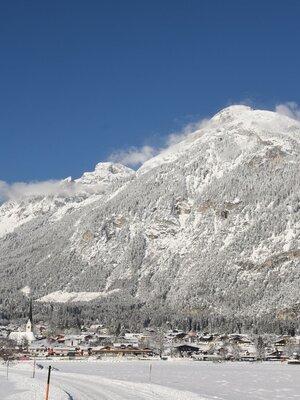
{"left": 9, "top": 300, "right": 36, "bottom": 345}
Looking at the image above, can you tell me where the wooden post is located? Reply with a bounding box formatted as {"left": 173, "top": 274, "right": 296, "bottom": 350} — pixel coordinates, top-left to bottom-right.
{"left": 149, "top": 363, "right": 152, "bottom": 382}
{"left": 32, "top": 357, "right": 36, "bottom": 379}
{"left": 45, "top": 365, "right": 51, "bottom": 400}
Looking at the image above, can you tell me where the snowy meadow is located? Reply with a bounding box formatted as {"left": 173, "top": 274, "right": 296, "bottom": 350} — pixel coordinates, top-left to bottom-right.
{"left": 1, "top": 360, "right": 300, "bottom": 399}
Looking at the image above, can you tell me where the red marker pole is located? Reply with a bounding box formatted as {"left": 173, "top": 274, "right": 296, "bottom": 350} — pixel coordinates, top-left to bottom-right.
{"left": 45, "top": 365, "right": 52, "bottom": 400}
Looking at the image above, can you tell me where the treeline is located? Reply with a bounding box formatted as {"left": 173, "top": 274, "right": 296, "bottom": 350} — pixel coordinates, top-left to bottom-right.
{"left": 1, "top": 295, "right": 299, "bottom": 337}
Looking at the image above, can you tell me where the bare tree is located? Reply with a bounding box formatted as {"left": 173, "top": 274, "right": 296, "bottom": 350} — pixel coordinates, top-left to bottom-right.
{"left": 255, "top": 336, "right": 265, "bottom": 361}
{"left": 0, "top": 339, "right": 17, "bottom": 362}
{"left": 231, "top": 343, "right": 241, "bottom": 361}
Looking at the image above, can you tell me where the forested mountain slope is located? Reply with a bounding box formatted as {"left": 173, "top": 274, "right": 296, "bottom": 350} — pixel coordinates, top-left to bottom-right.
{"left": 1, "top": 105, "right": 300, "bottom": 332}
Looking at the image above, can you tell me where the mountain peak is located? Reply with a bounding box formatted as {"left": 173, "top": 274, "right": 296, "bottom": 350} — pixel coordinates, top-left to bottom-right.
{"left": 211, "top": 104, "right": 300, "bottom": 130}
{"left": 76, "top": 162, "right": 135, "bottom": 185}
{"left": 213, "top": 104, "right": 252, "bottom": 119}
{"left": 140, "top": 105, "right": 300, "bottom": 175}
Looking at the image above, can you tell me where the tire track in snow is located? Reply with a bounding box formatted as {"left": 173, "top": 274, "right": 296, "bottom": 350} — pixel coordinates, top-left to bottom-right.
{"left": 64, "top": 391, "right": 74, "bottom": 400}
{"left": 3, "top": 364, "right": 205, "bottom": 400}
{"left": 52, "top": 372, "right": 203, "bottom": 400}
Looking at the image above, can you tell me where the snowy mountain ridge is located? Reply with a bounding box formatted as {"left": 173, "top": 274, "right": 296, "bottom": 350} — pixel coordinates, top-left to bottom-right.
{"left": 139, "top": 105, "right": 300, "bottom": 174}
{"left": 0, "top": 162, "right": 134, "bottom": 238}
{"left": 1, "top": 105, "right": 300, "bottom": 330}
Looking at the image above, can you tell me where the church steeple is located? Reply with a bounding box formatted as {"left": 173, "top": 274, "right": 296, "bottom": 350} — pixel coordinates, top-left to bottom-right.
{"left": 26, "top": 318, "right": 32, "bottom": 333}
{"left": 29, "top": 298, "right": 33, "bottom": 323}
{"left": 26, "top": 298, "right": 33, "bottom": 333}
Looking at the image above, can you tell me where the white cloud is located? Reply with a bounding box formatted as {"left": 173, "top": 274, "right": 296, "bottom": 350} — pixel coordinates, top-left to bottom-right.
{"left": 108, "top": 117, "right": 209, "bottom": 167}
{"left": 108, "top": 145, "right": 157, "bottom": 167}
{"left": 0, "top": 179, "right": 105, "bottom": 203}
{"left": 166, "top": 118, "right": 209, "bottom": 146}
{"left": 275, "top": 102, "right": 300, "bottom": 121}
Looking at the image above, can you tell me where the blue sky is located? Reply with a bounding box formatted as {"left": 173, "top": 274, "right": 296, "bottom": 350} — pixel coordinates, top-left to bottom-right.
{"left": 1, "top": 0, "right": 300, "bottom": 183}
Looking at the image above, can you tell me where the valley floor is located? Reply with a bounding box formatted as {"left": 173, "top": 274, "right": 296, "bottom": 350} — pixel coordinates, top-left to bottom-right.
{"left": 1, "top": 359, "right": 300, "bottom": 399}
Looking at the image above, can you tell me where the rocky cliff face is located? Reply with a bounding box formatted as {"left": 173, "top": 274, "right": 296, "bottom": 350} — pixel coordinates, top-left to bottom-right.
{"left": 1, "top": 105, "right": 300, "bottom": 331}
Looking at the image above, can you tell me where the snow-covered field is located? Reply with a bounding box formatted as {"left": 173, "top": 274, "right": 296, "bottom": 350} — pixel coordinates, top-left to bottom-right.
{"left": 1, "top": 360, "right": 300, "bottom": 399}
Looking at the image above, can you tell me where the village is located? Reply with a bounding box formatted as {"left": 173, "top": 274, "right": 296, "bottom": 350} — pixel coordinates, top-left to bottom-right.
{"left": 1, "top": 317, "right": 300, "bottom": 364}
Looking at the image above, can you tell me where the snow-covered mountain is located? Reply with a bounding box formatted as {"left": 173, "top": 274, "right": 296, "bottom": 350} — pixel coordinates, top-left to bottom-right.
{"left": 1, "top": 105, "right": 300, "bottom": 331}
{"left": 0, "top": 162, "right": 134, "bottom": 238}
